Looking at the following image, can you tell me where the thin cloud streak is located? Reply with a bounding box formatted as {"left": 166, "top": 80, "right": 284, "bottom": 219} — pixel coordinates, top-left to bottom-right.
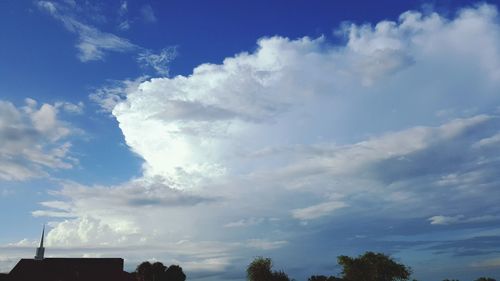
{"left": 37, "top": 1, "right": 136, "bottom": 61}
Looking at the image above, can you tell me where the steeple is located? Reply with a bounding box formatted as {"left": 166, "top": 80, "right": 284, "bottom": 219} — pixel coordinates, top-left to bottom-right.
{"left": 34, "top": 225, "right": 45, "bottom": 260}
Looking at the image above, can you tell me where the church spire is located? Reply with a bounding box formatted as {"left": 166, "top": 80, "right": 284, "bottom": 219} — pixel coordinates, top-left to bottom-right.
{"left": 34, "top": 225, "right": 45, "bottom": 260}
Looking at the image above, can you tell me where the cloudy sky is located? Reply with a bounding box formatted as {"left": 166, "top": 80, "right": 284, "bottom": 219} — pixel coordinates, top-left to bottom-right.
{"left": 2, "top": 1, "right": 500, "bottom": 280}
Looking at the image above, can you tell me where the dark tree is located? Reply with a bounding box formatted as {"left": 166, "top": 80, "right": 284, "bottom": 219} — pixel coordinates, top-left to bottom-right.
{"left": 135, "top": 261, "right": 186, "bottom": 281}
{"left": 272, "top": 270, "right": 291, "bottom": 281}
{"left": 165, "top": 265, "right": 186, "bottom": 281}
{"left": 152, "top": 262, "right": 167, "bottom": 281}
{"left": 309, "top": 276, "right": 329, "bottom": 281}
{"left": 309, "top": 275, "right": 343, "bottom": 281}
{"left": 247, "top": 257, "right": 274, "bottom": 281}
{"left": 247, "top": 257, "right": 293, "bottom": 281}
{"left": 337, "top": 252, "right": 411, "bottom": 281}
{"left": 136, "top": 261, "right": 153, "bottom": 281}
{"left": 475, "top": 278, "right": 496, "bottom": 281}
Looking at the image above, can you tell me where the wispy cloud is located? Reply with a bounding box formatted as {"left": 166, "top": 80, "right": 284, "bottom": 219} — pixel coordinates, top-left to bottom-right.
{"left": 117, "top": 1, "right": 130, "bottom": 31}
{"left": 140, "top": 4, "right": 157, "bottom": 23}
{"left": 245, "top": 239, "right": 288, "bottom": 250}
{"left": 118, "top": 1, "right": 128, "bottom": 17}
{"left": 428, "top": 215, "right": 500, "bottom": 225}
{"left": 137, "top": 47, "right": 177, "bottom": 76}
{"left": 37, "top": 1, "right": 136, "bottom": 61}
{"left": 291, "top": 201, "right": 348, "bottom": 221}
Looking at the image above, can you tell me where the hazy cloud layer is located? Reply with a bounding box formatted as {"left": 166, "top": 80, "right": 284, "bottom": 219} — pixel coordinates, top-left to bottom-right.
{"left": 24, "top": 4, "right": 500, "bottom": 280}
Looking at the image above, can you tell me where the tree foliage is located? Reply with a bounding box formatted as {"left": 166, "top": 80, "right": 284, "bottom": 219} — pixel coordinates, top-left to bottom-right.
{"left": 165, "top": 265, "right": 186, "bottom": 281}
{"left": 136, "top": 261, "right": 153, "bottom": 281}
{"left": 135, "top": 261, "right": 186, "bottom": 281}
{"left": 272, "top": 270, "right": 291, "bottom": 281}
{"left": 245, "top": 252, "right": 498, "bottom": 281}
{"left": 247, "top": 257, "right": 274, "bottom": 281}
{"left": 309, "top": 275, "right": 343, "bottom": 281}
{"left": 337, "top": 252, "right": 412, "bottom": 281}
{"left": 247, "top": 257, "right": 291, "bottom": 281}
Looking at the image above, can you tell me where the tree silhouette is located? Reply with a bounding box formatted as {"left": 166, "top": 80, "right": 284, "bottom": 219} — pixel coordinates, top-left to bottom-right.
{"left": 337, "top": 252, "right": 411, "bottom": 281}
{"left": 152, "top": 262, "right": 167, "bottom": 281}
{"left": 165, "top": 265, "right": 186, "bottom": 281}
{"left": 475, "top": 278, "right": 496, "bottom": 281}
{"left": 247, "top": 257, "right": 274, "bottom": 281}
{"left": 135, "top": 261, "right": 186, "bottom": 281}
{"left": 247, "top": 257, "right": 293, "bottom": 281}
{"left": 272, "top": 270, "right": 291, "bottom": 281}
{"left": 309, "top": 275, "right": 343, "bottom": 281}
{"left": 136, "top": 261, "right": 153, "bottom": 281}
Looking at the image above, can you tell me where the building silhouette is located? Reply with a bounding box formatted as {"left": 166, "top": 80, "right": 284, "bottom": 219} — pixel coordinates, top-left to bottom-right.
{"left": 3, "top": 227, "right": 133, "bottom": 281}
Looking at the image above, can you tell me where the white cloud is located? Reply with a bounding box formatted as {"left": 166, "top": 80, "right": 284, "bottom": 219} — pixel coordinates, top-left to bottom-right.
{"left": 428, "top": 215, "right": 500, "bottom": 225}
{"left": 141, "top": 5, "right": 157, "bottom": 23}
{"left": 182, "top": 257, "right": 231, "bottom": 272}
{"left": 34, "top": 178, "right": 219, "bottom": 248}
{"left": 224, "top": 217, "right": 265, "bottom": 228}
{"left": 137, "top": 47, "right": 177, "bottom": 76}
{"left": 84, "top": 2, "right": 500, "bottom": 232}
{"left": 118, "top": 20, "right": 130, "bottom": 31}
{"left": 0, "top": 256, "right": 19, "bottom": 273}
{"left": 291, "top": 201, "right": 348, "bottom": 221}
{"left": 428, "top": 215, "right": 465, "bottom": 225}
{"left": 245, "top": 239, "right": 288, "bottom": 250}
{"left": 47, "top": 216, "right": 127, "bottom": 246}
{"left": 72, "top": 20, "right": 136, "bottom": 62}
{"left": 7, "top": 239, "right": 38, "bottom": 247}
{"left": 116, "top": 1, "right": 130, "bottom": 30}
{"left": 37, "top": 1, "right": 136, "bottom": 61}
{"left": 54, "top": 101, "right": 85, "bottom": 114}
{"left": 0, "top": 99, "right": 77, "bottom": 181}
{"left": 89, "top": 78, "right": 146, "bottom": 112}
{"left": 119, "top": 1, "right": 127, "bottom": 16}
{"left": 38, "top": 0, "right": 57, "bottom": 14}
{"left": 91, "top": 4, "right": 500, "bottom": 191}
{"left": 473, "top": 132, "right": 500, "bottom": 148}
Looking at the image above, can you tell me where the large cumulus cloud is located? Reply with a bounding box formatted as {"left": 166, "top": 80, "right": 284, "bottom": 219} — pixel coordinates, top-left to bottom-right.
{"left": 27, "top": 4, "right": 500, "bottom": 281}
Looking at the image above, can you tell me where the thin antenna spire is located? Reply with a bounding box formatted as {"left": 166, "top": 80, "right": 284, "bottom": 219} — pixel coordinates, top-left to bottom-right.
{"left": 35, "top": 224, "right": 45, "bottom": 260}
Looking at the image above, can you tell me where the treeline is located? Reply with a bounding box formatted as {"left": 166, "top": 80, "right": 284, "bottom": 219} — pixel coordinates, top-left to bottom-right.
{"left": 130, "top": 261, "right": 186, "bottom": 281}
{"left": 245, "top": 252, "right": 497, "bottom": 281}
{"left": 134, "top": 252, "right": 497, "bottom": 281}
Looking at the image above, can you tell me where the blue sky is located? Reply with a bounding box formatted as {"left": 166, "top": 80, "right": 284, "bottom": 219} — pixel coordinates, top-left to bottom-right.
{"left": 2, "top": 1, "right": 500, "bottom": 280}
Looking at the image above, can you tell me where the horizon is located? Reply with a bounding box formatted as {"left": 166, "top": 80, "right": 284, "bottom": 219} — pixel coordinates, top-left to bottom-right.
{"left": 2, "top": 1, "right": 500, "bottom": 280}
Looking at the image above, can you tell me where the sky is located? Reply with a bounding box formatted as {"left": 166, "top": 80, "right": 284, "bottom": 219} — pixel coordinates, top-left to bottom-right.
{"left": 2, "top": 1, "right": 500, "bottom": 280}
